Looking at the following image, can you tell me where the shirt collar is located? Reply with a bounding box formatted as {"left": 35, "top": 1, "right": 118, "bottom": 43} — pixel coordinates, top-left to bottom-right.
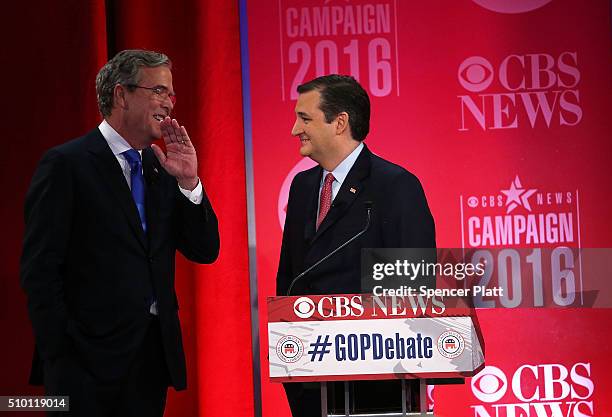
{"left": 323, "top": 142, "right": 364, "bottom": 185}
{"left": 98, "top": 120, "right": 140, "bottom": 157}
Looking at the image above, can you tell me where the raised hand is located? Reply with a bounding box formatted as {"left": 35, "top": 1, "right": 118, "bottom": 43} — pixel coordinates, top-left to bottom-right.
{"left": 152, "top": 117, "right": 199, "bottom": 190}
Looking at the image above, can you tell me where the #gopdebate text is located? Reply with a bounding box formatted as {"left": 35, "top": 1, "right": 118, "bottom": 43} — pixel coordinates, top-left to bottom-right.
{"left": 308, "top": 332, "right": 433, "bottom": 362}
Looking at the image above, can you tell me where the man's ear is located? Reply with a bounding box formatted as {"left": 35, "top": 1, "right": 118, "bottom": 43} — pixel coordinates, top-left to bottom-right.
{"left": 113, "top": 84, "right": 128, "bottom": 110}
{"left": 335, "top": 112, "right": 349, "bottom": 135}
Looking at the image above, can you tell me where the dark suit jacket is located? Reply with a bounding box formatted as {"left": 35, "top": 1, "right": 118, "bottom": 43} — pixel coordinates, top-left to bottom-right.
{"left": 277, "top": 144, "right": 435, "bottom": 296}
{"left": 20, "top": 128, "right": 219, "bottom": 390}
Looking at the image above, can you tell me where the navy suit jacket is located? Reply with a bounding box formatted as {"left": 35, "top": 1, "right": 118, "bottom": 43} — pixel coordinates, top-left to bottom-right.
{"left": 277, "top": 144, "right": 435, "bottom": 296}
{"left": 20, "top": 128, "right": 219, "bottom": 390}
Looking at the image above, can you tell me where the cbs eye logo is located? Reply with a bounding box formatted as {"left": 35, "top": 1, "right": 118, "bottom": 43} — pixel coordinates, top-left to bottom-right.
{"left": 471, "top": 366, "right": 508, "bottom": 403}
{"left": 293, "top": 297, "right": 315, "bottom": 319}
{"left": 471, "top": 0, "right": 553, "bottom": 14}
{"left": 458, "top": 56, "right": 494, "bottom": 92}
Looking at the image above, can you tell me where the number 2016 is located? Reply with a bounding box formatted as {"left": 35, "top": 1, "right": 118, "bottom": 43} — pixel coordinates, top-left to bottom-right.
{"left": 288, "top": 38, "right": 393, "bottom": 99}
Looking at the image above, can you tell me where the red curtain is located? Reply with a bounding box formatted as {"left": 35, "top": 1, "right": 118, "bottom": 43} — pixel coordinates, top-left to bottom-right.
{"left": 1, "top": 3, "right": 109, "bottom": 417}
{"left": 2, "top": 1, "right": 253, "bottom": 416}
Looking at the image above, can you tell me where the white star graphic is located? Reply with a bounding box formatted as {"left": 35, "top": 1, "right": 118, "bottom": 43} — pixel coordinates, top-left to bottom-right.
{"left": 500, "top": 176, "right": 537, "bottom": 214}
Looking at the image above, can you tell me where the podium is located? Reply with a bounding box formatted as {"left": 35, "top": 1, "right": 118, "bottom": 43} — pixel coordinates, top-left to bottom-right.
{"left": 267, "top": 294, "right": 485, "bottom": 416}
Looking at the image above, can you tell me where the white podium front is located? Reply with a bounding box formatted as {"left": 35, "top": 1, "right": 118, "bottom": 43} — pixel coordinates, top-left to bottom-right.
{"left": 267, "top": 294, "right": 485, "bottom": 416}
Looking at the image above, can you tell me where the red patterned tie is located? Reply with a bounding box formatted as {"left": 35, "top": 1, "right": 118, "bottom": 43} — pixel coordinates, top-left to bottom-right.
{"left": 317, "top": 173, "right": 335, "bottom": 230}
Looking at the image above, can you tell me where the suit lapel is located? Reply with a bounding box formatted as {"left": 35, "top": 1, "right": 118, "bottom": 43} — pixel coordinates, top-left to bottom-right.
{"left": 309, "top": 145, "right": 372, "bottom": 245}
{"left": 142, "top": 148, "right": 164, "bottom": 254}
{"left": 303, "top": 168, "right": 322, "bottom": 243}
{"left": 87, "top": 129, "right": 148, "bottom": 250}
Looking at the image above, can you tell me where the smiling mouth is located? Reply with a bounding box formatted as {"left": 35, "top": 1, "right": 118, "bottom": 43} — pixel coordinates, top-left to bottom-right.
{"left": 153, "top": 114, "right": 166, "bottom": 121}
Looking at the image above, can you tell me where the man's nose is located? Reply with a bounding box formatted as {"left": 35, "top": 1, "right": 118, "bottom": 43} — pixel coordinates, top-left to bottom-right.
{"left": 163, "top": 99, "right": 174, "bottom": 114}
{"left": 291, "top": 120, "right": 301, "bottom": 136}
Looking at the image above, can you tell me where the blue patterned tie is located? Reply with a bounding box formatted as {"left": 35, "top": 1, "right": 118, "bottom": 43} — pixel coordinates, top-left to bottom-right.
{"left": 122, "top": 149, "right": 147, "bottom": 232}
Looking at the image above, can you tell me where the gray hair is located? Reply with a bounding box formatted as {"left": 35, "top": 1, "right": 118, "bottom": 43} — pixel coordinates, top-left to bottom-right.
{"left": 95, "top": 49, "right": 172, "bottom": 117}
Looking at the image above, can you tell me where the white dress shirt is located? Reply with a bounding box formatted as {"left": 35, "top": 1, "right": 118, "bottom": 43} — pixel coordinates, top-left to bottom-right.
{"left": 317, "top": 142, "right": 364, "bottom": 217}
{"left": 98, "top": 120, "right": 204, "bottom": 203}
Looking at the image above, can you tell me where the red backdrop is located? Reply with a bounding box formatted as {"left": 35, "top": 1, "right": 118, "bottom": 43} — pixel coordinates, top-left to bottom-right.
{"left": 3, "top": 1, "right": 612, "bottom": 416}
{"left": 1, "top": 1, "right": 252, "bottom": 417}
{"left": 245, "top": 0, "right": 612, "bottom": 416}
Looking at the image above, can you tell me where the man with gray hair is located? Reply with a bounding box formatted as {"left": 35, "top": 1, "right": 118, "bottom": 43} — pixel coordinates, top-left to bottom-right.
{"left": 20, "top": 49, "right": 219, "bottom": 416}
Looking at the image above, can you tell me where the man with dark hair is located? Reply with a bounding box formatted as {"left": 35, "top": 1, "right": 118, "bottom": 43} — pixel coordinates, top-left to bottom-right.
{"left": 296, "top": 74, "right": 370, "bottom": 141}
{"left": 20, "top": 49, "right": 219, "bottom": 416}
{"left": 277, "top": 74, "right": 436, "bottom": 416}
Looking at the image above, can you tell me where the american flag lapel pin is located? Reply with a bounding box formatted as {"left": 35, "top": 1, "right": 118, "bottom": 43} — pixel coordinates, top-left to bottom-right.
{"left": 350, "top": 187, "right": 357, "bottom": 194}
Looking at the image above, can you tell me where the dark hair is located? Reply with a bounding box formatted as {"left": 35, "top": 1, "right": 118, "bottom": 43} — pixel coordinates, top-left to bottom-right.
{"left": 96, "top": 49, "right": 171, "bottom": 117}
{"left": 297, "top": 75, "right": 370, "bottom": 141}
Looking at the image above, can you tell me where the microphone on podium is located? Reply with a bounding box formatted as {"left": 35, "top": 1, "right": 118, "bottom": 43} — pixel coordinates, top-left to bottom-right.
{"left": 287, "top": 201, "right": 373, "bottom": 296}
